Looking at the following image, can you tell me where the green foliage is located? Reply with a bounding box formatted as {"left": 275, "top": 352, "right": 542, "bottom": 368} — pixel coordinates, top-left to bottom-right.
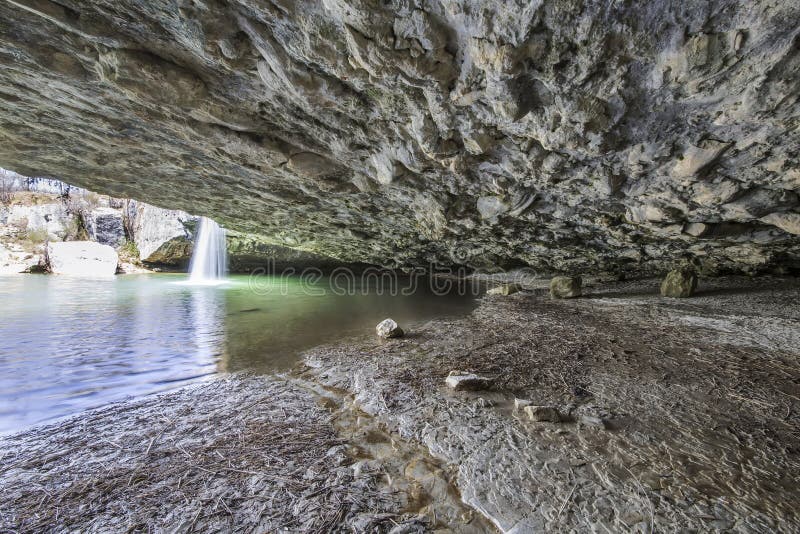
{"left": 25, "top": 228, "right": 49, "bottom": 244}
{"left": 118, "top": 239, "right": 140, "bottom": 262}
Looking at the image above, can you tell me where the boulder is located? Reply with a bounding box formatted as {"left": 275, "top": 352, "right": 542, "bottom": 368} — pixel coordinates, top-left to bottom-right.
{"left": 523, "top": 405, "right": 562, "bottom": 423}
{"left": 46, "top": 241, "right": 118, "bottom": 276}
{"left": 85, "top": 207, "right": 125, "bottom": 246}
{"left": 550, "top": 276, "right": 582, "bottom": 299}
{"left": 660, "top": 268, "right": 698, "bottom": 298}
{"left": 486, "top": 283, "right": 521, "bottom": 296}
{"left": 514, "top": 398, "right": 533, "bottom": 411}
{"left": 445, "top": 371, "right": 492, "bottom": 391}
{"left": 127, "top": 201, "right": 195, "bottom": 265}
{"left": 376, "top": 318, "right": 404, "bottom": 339}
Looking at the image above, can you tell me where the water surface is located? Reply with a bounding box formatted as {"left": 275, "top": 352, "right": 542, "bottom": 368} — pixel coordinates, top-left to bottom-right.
{"left": 0, "top": 273, "right": 478, "bottom": 435}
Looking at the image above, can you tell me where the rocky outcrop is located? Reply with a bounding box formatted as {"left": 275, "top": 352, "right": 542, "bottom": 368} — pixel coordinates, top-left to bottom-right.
{"left": 6, "top": 203, "right": 71, "bottom": 241}
{"left": 46, "top": 241, "right": 119, "bottom": 276}
{"left": 227, "top": 233, "right": 343, "bottom": 272}
{"left": 84, "top": 207, "right": 125, "bottom": 247}
{"left": 0, "top": 1, "right": 799, "bottom": 275}
{"left": 126, "top": 201, "right": 194, "bottom": 265}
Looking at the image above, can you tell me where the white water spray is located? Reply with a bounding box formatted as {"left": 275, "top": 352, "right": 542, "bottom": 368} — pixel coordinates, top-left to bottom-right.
{"left": 189, "top": 216, "right": 228, "bottom": 284}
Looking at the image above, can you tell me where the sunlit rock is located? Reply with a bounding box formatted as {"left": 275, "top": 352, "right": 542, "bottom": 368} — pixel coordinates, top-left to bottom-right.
{"left": 46, "top": 241, "right": 118, "bottom": 277}
{"left": 85, "top": 207, "right": 125, "bottom": 247}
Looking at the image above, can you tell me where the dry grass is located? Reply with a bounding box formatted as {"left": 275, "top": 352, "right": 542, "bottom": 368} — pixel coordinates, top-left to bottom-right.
{"left": 0, "top": 376, "right": 402, "bottom": 533}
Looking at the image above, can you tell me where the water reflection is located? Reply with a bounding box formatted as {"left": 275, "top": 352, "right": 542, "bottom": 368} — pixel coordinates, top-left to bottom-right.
{"left": 0, "top": 274, "right": 477, "bottom": 434}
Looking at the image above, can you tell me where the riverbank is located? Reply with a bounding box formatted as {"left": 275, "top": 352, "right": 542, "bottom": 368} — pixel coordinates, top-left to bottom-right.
{"left": 1, "top": 276, "right": 799, "bottom": 532}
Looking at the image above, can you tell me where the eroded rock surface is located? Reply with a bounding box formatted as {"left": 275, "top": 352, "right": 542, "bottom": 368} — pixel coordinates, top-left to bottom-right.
{"left": 0, "top": 1, "right": 799, "bottom": 274}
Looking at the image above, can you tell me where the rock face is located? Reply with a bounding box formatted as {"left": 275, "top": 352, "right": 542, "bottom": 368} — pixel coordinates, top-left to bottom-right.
{"left": 486, "top": 283, "right": 521, "bottom": 296}
{"left": 1, "top": 2, "right": 799, "bottom": 274}
{"left": 85, "top": 207, "right": 125, "bottom": 247}
{"left": 550, "top": 276, "right": 582, "bottom": 299}
{"left": 524, "top": 405, "right": 562, "bottom": 423}
{"left": 227, "top": 234, "right": 343, "bottom": 272}
{"left": 126, "top": 201, "right": 194, "bottom": 265}
{"left": 46, "top": 241, "right": 119, "bottom": 277}
{"left": 661, "top": 268, "right": 699, "bottom": 298}
{"left": 6, "top": 204, "right": 71, "bottom": 241}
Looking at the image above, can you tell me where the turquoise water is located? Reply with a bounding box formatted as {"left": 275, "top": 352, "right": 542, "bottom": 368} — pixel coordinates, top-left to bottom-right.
{"left": 0, "top": 274, "right": 478, "bottom": 435}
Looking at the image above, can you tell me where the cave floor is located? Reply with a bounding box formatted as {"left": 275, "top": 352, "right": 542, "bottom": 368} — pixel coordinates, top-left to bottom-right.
{"left": 1, "top": 276, "right": 799, "bottom": 533}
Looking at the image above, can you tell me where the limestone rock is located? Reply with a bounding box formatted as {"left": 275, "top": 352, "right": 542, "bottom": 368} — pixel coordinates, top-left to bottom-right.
{"left": 376, "top": 318, "right": 404, "bottom": 339}
{"left": 760, "top": 212, "right": 800, "bottom": 235}
{"left": 550, "top": 277, "right": 582, "bottom": 299}
{"left": 0, "top": 1, "right": 799, "bottom": 276}
{"left": 660, "top": 269, "right": 698, "bottom": 298}
{"left": 85, "top": 207, "right": 125, "bottom": 247}
{"left": 523, "top": 405, "right": 562, "bottom": 423}
{"left": 7, "top": 203, "right": 71, "bottom": 241}
{"left": 514, "top": 398, "right": 533, "bottom": 411}
{"left": 486, "top": 284, "right": 521, "bottom": 296}
{"left": 46, "top": 241, "right": 118, "bottom": 277}
{"left": 445, "top": 372, "right": 492, "bottom": 391}
{"left": 127, "top": 201, "right": 195, "bottom": 265}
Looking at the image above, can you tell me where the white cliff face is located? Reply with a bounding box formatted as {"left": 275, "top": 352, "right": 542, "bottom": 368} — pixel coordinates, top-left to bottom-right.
{"left": 0, "top": 1, "right": 798, "bottom": 274}
{"left": 127, "top": 201, "right": 195, "bottom": 265}
{"left": 6, "top": 204, "right": 70, "bottom": 241}
{"left": 46, "top": 241, "right": 119, "bottom": 277}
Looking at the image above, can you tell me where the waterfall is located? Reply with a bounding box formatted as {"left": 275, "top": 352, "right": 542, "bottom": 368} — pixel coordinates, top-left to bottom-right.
{"left": 189, "top": 216, "right": 228, "bottom": 283}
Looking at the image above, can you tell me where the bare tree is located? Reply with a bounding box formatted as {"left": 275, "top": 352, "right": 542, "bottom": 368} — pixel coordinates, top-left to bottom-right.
{"left": 0, "top": 168, "right": 16, "bottom": 204}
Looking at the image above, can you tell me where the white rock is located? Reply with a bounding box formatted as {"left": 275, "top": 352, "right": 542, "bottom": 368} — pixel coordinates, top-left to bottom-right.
{"left": 376, "top": 318, "right": 404, "bottom": 339}
{"left": 445, "top": 371, "right": 492, "bottom": 391}
{"left": 523, "top": 405, "right": 562, "bottom": 422}
{"left": 514, "top": 398, "right": 533, "bottom": 411}
{"left": 487, "top": 283, "right": 520, "bottom": 296}
{"left": 128, "top": 201, "right": 195, "bottom": 264}
{"left": 760, "top": 212, "right": 800, "bottom": 235}
{"left": 47, "top": 241, "right": 118, "bottom": 277}
{"left": 7, "top": 203, "right": 71, "bottom": 240}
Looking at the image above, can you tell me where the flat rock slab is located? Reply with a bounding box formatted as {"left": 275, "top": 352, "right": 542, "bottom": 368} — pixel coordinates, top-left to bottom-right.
{"left": 445, "top": 372, "right": 493, "bottom": 391}
{"left": 46, "top": 241, "right": 118, "bottom": 276}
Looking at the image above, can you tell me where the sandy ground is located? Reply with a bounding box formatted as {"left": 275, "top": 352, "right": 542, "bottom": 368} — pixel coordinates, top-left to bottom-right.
{"left": 1, "top": 276, "right": 799, "bottom": 533}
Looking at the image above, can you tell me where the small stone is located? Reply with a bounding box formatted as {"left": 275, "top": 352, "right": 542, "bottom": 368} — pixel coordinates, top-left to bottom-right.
{"left": 549, "top": 276, "right": 582, "bottom": 299}
{"left": 660, "top": 268, "right": 698, "bottom": 298}
{"left": 514, "top": 398, "right": 533, "bottom": 411}
{"left": 524, "top": 405, "right": 562, "bottom": 422}
{"left": 487, "top": 283, "right": 521, "bottom": 296}
{"left": 445, "top": 371, "right": 492, "bottom": 391}
{"left": 376, "top": 318, "right": 404, "bottom": 339}
{"left": 578, "top": 415, "right": 607, "bottom": 428}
